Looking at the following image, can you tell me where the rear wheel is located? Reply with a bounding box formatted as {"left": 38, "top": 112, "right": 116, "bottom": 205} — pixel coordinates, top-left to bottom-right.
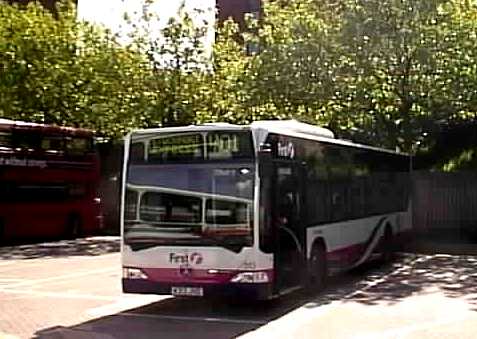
{"left": 0, "top": 219, "right": 5, "bottom": 244}
{"left": 306, "top": 244, "right": 328, "bottom": 292}
{"left": 381, "top": 227, "right": 394, "bottom": 263}
{"left": 66, "top": 215, "right": 82, "bottom": 239}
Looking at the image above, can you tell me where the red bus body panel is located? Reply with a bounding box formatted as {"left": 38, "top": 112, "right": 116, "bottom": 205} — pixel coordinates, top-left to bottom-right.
{"left": 0, "top": 119, "right": 103, "bottom": 240}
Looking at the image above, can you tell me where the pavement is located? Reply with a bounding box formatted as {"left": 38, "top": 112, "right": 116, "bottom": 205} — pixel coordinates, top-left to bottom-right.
{"left": 242, "top": 254, "right": 477, "bottom": 339}
{"left": 0, "top": 237, "right": 164, "bottom": 339}
{"left": 1, "top": 237, "right": 477, "bottom": 339}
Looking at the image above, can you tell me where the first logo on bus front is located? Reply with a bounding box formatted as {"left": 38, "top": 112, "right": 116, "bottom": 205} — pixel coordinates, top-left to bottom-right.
{"left": 169, "top": 252, "right": 203, "bottom": 265}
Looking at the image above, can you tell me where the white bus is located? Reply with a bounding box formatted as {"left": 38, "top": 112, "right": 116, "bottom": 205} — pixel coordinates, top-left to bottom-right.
{"left": 121, "top": 120, "right": 412, "bottom": 299}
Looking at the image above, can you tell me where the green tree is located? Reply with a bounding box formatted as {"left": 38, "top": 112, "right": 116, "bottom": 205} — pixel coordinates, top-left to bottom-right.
{"left": 243, "top": 0, "right": 343, "bottom": 123}
{"left": 0, "top": 0, "right": 151, "bottom": 138}
{"left": 125, "top": 1, "right": 213, "bottom": 127}
{"left": 335, "top": 0, "right": 477, "bottom": 152}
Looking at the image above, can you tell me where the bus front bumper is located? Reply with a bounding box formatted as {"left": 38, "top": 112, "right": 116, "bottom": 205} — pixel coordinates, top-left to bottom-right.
{"left": 122, "top": 278, "right": 274, "bottom": 300}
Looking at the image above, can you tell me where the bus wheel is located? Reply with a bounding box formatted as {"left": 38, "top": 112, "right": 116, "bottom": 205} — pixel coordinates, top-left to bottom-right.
{"left": 381, "top": 226, "right": 394, "bottom": 263}
{"left": 66, "top": 215, "right": 82, "bottom": 240}
{"left": 307, "top": 244, "right": 327, "bottom": 292}
{"left": 0, "top": 219, "right": 4, "bottom": 244}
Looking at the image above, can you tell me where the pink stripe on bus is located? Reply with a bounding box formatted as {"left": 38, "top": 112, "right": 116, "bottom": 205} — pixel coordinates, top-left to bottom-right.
{"left": 141, "top": 268, "right": 274, "bottom": 284}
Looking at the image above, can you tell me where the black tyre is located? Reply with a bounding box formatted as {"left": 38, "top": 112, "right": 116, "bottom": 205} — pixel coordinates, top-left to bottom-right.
{"left": 306, "top": 244, "right": 328, "bottom": 292}
{"left": 381, "top": 227, "right": 394, "bottom": 263}
{"left": 66, "top": 215, "right": 82, "bottom": 239}
{"left": 0, "top": 219, "right": 4, "bottom": 244}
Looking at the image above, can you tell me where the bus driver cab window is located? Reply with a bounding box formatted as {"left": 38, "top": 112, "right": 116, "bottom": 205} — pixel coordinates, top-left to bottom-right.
{"left": 278, "top": 192, "right": 295, "bottom": 228}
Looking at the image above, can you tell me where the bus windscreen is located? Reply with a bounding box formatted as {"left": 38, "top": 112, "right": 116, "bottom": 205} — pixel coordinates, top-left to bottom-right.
{"left": 131, "top": 131, "right": 253, "bottom": 163}
{"left": 124, "top": 131, "right": 255, "bottom": 251}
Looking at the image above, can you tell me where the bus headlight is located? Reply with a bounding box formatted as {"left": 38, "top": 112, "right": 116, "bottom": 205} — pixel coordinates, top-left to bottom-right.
{"left": 230, "top": 271, "right": 270, "bottom": 283}
{"left": 123, "top": 267, "right": 148, "bottom": 280}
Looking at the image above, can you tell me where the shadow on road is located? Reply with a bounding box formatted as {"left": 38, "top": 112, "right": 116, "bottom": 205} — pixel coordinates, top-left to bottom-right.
{"left": 338, "top": 254, "right": 477, "bottom": 310}
{"left": 0, "top": 236, "right": 119, "bottom": 260}
{"left": 32, "top": 253, "right": 477, "bottom": 339}
{"left": 33, "top": 294, "right": 312, "bottom": 339}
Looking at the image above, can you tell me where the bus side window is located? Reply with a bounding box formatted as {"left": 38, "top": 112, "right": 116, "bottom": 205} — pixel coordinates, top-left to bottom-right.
{"left": 130, "top": 142, "right": 145, "bottom": 163}
{"left": 326, "top": 146, "right": 351, "bottom": 222}
{"left": 42, "top": 136, "right": 65, "bottom": 154}
{"left": 13, "top": 130, "right": 41, "bottom": 152}
{"left": 66, "top": 138, "right": 90, "bottom": 155}
{"left": 350, "top": 150, "right": 369, "bottom": 219}
{"left": 0, "top": 131, "right": 12, "bottom": 150}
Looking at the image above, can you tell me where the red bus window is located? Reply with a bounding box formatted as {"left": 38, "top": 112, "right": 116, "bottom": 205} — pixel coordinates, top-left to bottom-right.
{"left": 13, "top": 131, "right": 41, "bottom": 152}
{"left": 66, "top": 138, "right": 90, "bottom": 155}
{"left": 69, "top": 185, "right": 87, "bottom": 197}
{"left": 0, "top": 132, "right": 12, "bottom": 150}
{"left": 41, "top": 137, "right": 65, "bottom": 154}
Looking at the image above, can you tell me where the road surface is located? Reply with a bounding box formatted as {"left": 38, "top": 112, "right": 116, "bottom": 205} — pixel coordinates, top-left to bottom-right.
{"left": 1, "top": 237, "right": 477, "bottom": 339}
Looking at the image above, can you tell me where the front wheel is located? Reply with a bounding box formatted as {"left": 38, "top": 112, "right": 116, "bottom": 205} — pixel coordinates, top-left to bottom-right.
{"left": 306, "top": 244, "right": 328, "bottom": 292}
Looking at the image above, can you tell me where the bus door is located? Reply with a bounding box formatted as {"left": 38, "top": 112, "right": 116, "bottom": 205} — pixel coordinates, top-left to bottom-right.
{"left": 272, "top": 161, "right": 306, "bottom": 291}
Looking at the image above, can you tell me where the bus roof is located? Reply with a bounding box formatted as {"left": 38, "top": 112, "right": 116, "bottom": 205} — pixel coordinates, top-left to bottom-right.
{"left": 250, "top": 120, "right": 407, "bottom": 156}
{"left": 129, "top": 122, "right": 248, "bottom": 136}
{"left": 251, "top": 120, "right": 335, "bottom": 139}
{"left": 0, "top": 119, "right": 93, "bottom": 137}
{"left": 129, "top": 120, "right": 407, "bottom": 156}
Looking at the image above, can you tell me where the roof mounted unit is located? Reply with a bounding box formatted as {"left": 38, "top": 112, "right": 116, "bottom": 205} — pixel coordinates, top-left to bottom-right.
{"left": 200, "top": 122, "right": 239, "bottom": 127}
{"left": 0, "top": 118, "right": 16, "bottom": 124}
{"left": 251, "top": 120, "right": 334, "bottom": 139}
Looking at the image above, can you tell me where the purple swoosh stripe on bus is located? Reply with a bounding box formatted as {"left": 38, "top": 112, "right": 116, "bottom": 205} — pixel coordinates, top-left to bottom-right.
{"left": 141, "top": 268, "right": 274, "bottom": 284}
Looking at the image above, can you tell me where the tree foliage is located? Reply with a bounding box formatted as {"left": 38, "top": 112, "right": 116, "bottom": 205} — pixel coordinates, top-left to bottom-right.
{"left": 335, "top": 0, "right": 477, "bottom": 152}
{"left": 0, "top": 0, "right": 150, "bottom": 137}
{"left": 0, "top": 0, "right": 476, "bottom": 159}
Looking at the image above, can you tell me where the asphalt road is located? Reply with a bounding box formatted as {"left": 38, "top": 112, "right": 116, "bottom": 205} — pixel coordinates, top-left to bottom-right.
{"left": 1, "top": 237, "right": 477, "bottom": 339}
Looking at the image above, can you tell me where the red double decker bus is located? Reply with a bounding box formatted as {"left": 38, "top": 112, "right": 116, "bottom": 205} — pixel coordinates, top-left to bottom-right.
{"left": 0, "top": 119, "right": 103, "bottom": 242}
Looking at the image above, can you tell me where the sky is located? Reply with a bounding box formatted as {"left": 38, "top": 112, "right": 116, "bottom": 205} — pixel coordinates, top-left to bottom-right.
{"left": 77, "top": 0, "right": 216, "bottom": 47}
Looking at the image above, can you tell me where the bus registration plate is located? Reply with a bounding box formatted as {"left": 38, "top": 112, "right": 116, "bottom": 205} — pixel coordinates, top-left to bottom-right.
{"left": 171, "top": 286, "right": 203, "bottom": 297}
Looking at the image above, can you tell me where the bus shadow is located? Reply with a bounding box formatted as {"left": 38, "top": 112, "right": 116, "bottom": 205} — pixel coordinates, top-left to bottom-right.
{"left": 32, "top": 295, "right": 308, "bottom": 339}
{"left": 308, "top": 253, "right": 477, "bottom": 311}
{"left": 0, "top": 236, "right": 119, "bottom": 260}
{"left": 32, "top": 253, "right": 477, "bottom": 339}
{"left": 30, "top": 260, "right": 404, "bottom": 339}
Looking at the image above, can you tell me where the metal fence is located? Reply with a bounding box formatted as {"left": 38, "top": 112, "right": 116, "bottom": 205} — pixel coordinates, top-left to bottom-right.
{"left": 412, "top": 171, "right": 477, "bottom": 234}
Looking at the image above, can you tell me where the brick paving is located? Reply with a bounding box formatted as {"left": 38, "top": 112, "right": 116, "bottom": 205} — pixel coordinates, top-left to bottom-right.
{"left": 1, "top": 237, "right": 477, "bottom": 339}
{"left": 0, "top": 237, "right": 161, "bottom": 339}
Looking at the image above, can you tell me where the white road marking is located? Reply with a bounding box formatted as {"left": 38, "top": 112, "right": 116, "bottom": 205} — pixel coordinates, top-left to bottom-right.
{"left": 0, "top": 259, "right": 53, "bottom": 267}
{"left": 86, "top": 295, "right": 169, "bottom": 317}
{"left": 0, "top": 332, "right": 20, "bottom": 339}
{"left": 0, "top": 253, "right": 119, "bottom": 263}
{"left": 119, "top": 312, "right": 268, "bottom": 325}
{"left": 5, "top": 267, "right": 117, "bottom": 288}
{"left": 0, "top": 279, "right": 24, "bottom": 287}
{"left": 0, "top": 288, "right": 117, "bottom": 301}
{"left": 80, "top": 253, "right": 119, "bottom": 260}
